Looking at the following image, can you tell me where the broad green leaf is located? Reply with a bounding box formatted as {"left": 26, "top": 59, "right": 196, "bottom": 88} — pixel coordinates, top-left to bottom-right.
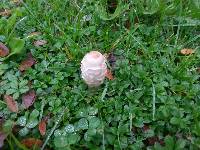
{"left": 6, "top": 8, "right": 23, "bottom": 34}
{"left": 0, "top": 18, "right": 7, "bottom": 34}
{"left": 164, "top": 136, "right": 175, "bottom": 150}
{"left": 54, "top": 136, "right": 68, "bottom": 148}
{"left": 76, "top": 109, "right": 88, "bottom": 118}
{"left": 142, "top": 0, "right": 161, "bottom": 15}
{"left": 17, "top": 116, "right": 27, "bottom": 127}
{"left": 193, "top": 122, "right": 200, "bottom": 136}
{"left": 6, "top": 88, "right": 16, "bottom": 95}
{"left": 170, "top": 117, "right": 180, "bottom": 125}
{"left": 7, "top": 13, "right": 17, "bottom": 34}
{"left": 29, "top": 109, "right": 39, "bottom": 119}
{"left": 9, "top": 80, "right": 18, "bottom": 89}
{"left": 88, "top": 107, "right": 98, "bottom": 116}
{"left": 107, "top": 134, "right": 115, "bottom": 145}
{"left": 54, "top": 129, "right": 62, "bottom": 137}
{"left": 88, "top": 117, "right": 100, "bottom": 129}
{"left": 13, "top": 92, "right": 20, "bottom": 99}
{"left": 84, "top": 129, "right": 96, "bottom": 141}
{"left": 64, "top": 124, "right": 75, "bottom": 133}
{"left": 26, "top": 119, "right": 38, "bottom": 129}
{"left": 7, "top": 74, "right": 17, "bottom": 81}
{"left": 175, "top": 139, "right": 186, "bottom": 150}
{"left": 68, "top": 133, "right": 80, "bottom": 144}
{"left": 6, "top": 38, "right": 25, "bottom": 58}
{"left": 0, "top": 64, "right": 8, "bottom": 76}
{"left": 19, "top": 80, "right": 28, "bottom": 88}
{"left": 3, "top": 120, "right": 14, "bottom": 133}
{"left": 19, "top": 87, "right": 29, "bottom": 94}
{"left": 19, "top": 127, "right": 29, "bottom": 136}
{"left": 76, "top": 118, "right": 88, "bottom": 130}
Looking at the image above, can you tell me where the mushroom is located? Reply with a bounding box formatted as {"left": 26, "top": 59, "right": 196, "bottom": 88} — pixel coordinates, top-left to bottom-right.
{"left": 81, "top": 51, "right": 107, "bottom": 87}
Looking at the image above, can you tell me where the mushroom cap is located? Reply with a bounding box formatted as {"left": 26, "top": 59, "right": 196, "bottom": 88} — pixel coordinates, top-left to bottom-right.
{"left": 81, "top": 51, "right": 107, "bottom": 87}
{"left": 81, "top": 51, "right": 106, "bottom": 68}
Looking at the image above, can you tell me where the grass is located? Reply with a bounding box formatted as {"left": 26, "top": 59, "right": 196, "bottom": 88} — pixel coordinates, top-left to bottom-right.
{"left": 0, "top": 0, "right": 200, "bottom": 149}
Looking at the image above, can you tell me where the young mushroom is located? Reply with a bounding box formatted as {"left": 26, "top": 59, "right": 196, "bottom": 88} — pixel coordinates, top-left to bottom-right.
{"left": 81, "top": 51, "right": 107, "bottom": 87}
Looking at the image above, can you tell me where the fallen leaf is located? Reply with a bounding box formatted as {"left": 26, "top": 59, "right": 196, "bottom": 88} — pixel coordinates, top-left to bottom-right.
{"left": 38, "top": 120, "right": 46, "bottom": 136}
{"left": 0, "top": 132, "right": 7, "bottom": 148}
{"left": 0, "top": 9, "right": 11, "bottom": 16}
{"left": 180, "top": 48, "right": 194, "bottom": 55}
{"left": 19, "top": 53, "right": 36, "bottom": 71}
{"left": 159, "top": 139, "right": 165, "bottom": 146}
{"left": 142, "top": 124, "right": 150, "bottom": 132}
{"left": 0, "top": 42, "right": 9, "bottom": 57}
{"left": 22, "top": 90, "right": 36, "bottom": 109}
{"left": 105, "top": 69, "right": 114, "bottom": 80}
{"left": 21, "top": 138, "right": 42, "bottom": 148}
{"left": 4, "top": 95, "right": 18, "bottom": 113}
{"left": 144, "top": 136, "right": 159, "bottom": 146}
{"left": 34, "top": 40, "right": 47, "bottom": 47}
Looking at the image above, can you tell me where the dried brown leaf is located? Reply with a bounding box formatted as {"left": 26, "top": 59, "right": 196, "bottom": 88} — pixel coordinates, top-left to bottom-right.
{"left": 0, "top": 9, "right": 11, "bottom": 16}
{"left": 0, "top": 42, "right": 9, "bottom": 57}
{"left": 142, "top": 124, "right": 150, "bottom": 132}
{"left": 34, "top": 40, "right": 47, "bottom": 47}
{"left": 19, "top": 53, "right": 36, "bottom": 71}
{"left": 146, "top": 136, "right": 159, "bottom": 146}
{"left": 22, "top": 90, "right": 36, "bottom": 109}
{"left": 38, "top": 120, "right": 46, "bottom": 136}
{"left": 4, "top": 95, "right": 18, "bottom": 113}
{"left": 180, "top": 48, "right": 194, "bottom": 55}
{"left": 21, "top": 138, "right": 42, "bottom": 148}
{"left": 105, "top": 69, "right": 114, "bottom": 80}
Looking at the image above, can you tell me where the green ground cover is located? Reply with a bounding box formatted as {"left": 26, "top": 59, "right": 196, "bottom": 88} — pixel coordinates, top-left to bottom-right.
{"left": 0, "top": 0, "right": 200, "bottom": 149}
